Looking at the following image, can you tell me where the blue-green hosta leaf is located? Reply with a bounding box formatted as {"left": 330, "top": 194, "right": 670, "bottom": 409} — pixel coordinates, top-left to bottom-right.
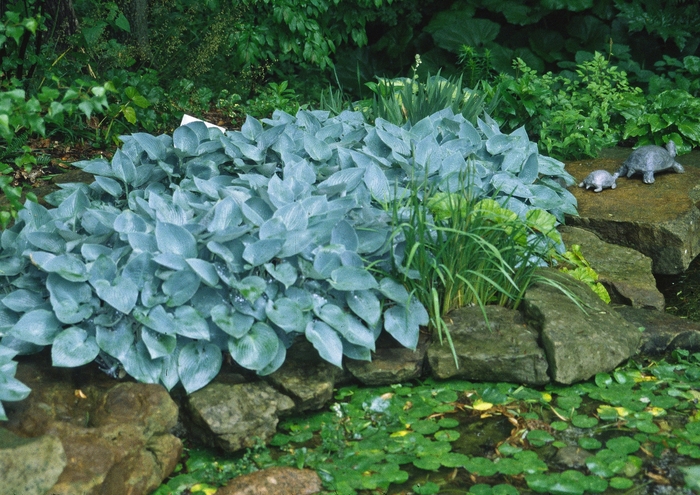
{"left": 81, "top": 243, "right": 112, "bottom": 261}
{"left": 305, "top": 320, "right": 343, "bottom": 368}
{"left": 376, "top": 126, "right": 410, "bottom": 156}
{"left": 316, "top": 168, "right": 365, "bottom": 196}
{"left": 346, "top": 290, "right": 381, "bottom": 327}
{"left": 155, "top": 222, "right": 198, "bottom": 258}
{"left": 207, "top": 196, "right": 242, "bottom": 232}
{"left": 228, "top": 322, "right": 280, "bottom": 371}
{"left": 153, "top": 253, "right": 188, "bottom": 271}
{"left": 162, "top": 270, "right": 200, "bottom": 306}
{"left": 47, "top": 274, "right": 93, "bottom": 324}
{"left": 122, "top": 252, "right": 156, "bottom": 289}
{"left": 241, "top": 114, "right": 263, "bottom": 140}
{"left": 141, "top": 327, "right": 177, "bottom": 359}
{"left": 491, "top": 173, "right": 534, "bottom": 199}
{"left": 363, "top": 162, "right": 391, "bottom": 203}
{"left": 135, "top": 305, "right": 176, "bottom": 335}
{"left": 30, "top": 252, "right": 88, "bottom": 282}
{"left": 132, "top": 133, "right": 167, "bottom": 161}
{"left": 501, "top": 149, "right": 526, "bottom": 174}
{"left": 89, "top": 255, "right": 118, "bottom": 284}
{"left": 94, "top": 176, "right": 123, "bottom": 197}
{"left": 211, "top": 304, "right": 254, "bottom": 338}
{"left": 114, "top": 211, "right": 149, "bottom": 233}
{"left": 273, "top": 202, "right": 308, "bottom": 232}
{"left": 25, "top": 232, "right": 66, "bottom": 253}
{"left": 159, "top": 348, "right": 180, "bottom": 391}
{"left": 0, "top": 374, "right": 31, "bottom": 403}
{"left": 0, "top": 257, "right": 24, "bottom": 277}
{"left": 257, "top": 344, "right": 286, "bottom": 376}
{"left": 329, "top": 266, "right": 378, "bottom": 291}
{"left": 313, "top": 247, "right": 343, "bottom": 278}
{"left": 185, "top": 258, "right": 220, "bottom": 287}
{"left": 264, "top": 262, "right": 297, "bottom": 289}
{"left": 178, "top": 341, "right": 222, "bottom": 393}
{"left": 51, "top": 327, "right": 100, "bottom": 367}
{"left": 0, "top": 306, "right": 19, "bottom": 334}
{"left": 242, "top": 238, "right": 284, "bottom": 267}
{"left": 111, "top": 149, "right": 137, "bottom": 183}
{"left": 304, "top": 133, "right": 333, "bottom": 162}
{"left": 265, "top": 298, "right": 307, "bottom": 333}
{"left": 230, "top": 276, "right": 267, "bottom": 304}
{"left": 128, "top": 232, "right": 158, "bottom": 253}
{"left": 9, "top": 309, "right": 62, "bottom": 345}
{"left": 93, "top": 277, "right": 139, "bottom": 314}
{"left": 341, "top": 338, "right": 372, "bottom": 361}
{"left": 266, "top": 175, "right": 295, "bottom": 208}
{"left": 383, "top": 298, "right": 429, "bottom": 350}
{"left": 331, "top": 220, "right": 359, "bottom": 251}
{"left": 173, "top": 125, "right": 200, "bottom": 154}
{"left": 96, "top": 321, "right": 134, "bottom": 360}
{"left": 2, "top": 289, "right": 45, "bottom": 313}
{"left": 122, "top": 340, "right": 162, "bottom": 384}
{"left": 379, "top": 277, "right": 410, "bottom": 306}
{"left": 75, "top": 158, "right": 113, "bottom": 177}
{"left": 519, "top": 152, "right": 539, "bottom": 184}
{"left": 173, "top": 305, "right": 210, "bottom": 340}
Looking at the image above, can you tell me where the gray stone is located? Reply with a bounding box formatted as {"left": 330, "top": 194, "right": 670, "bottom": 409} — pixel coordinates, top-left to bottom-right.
{"left": 523, "top": 271, "right": 642, "bottom": 384}
{"left": 615, "top": 305, "right": 700, "bottom": 355}
{"left": 559, "top": 226, "right": 665, "bottom": 311}
{"left": 0, "top": 428, "right": 66, "bottom": 495}
{"left": 566, "top": 158, "right": 700, "bottom": 274}
{"left": 5, "top": 358, "right": 182, "bottom": 495}
{"left": 266, "top": 340, "right": 349, "bottom": 412}
{"left": 185, "top": 381, "right": 295, "bottom": 452}
{"left": 427, "top": 305, "right": 549, "bottom": 385}
{"left": 346, "top": 334, "right": 428, "bottom": 386}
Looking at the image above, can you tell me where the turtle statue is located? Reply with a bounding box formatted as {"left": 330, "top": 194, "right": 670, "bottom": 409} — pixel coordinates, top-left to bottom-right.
{"left": 616, "top": 140, "right": 685, "bottom": 184}
{"left": 579, "top": 170, "right": 619, "bottom": 193}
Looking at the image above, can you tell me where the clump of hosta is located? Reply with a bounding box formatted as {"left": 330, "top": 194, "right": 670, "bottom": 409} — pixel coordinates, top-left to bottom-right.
{"left": 0, "top": 107, "right": 576, "bottom": 415}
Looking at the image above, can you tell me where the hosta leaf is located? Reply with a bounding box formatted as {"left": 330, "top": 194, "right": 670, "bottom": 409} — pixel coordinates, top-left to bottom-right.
{"left": 186, "top": 258, "right": 220, "bottom": 287}
{"left": 110, "top": 149, "right": 137, "bottom": 183}
{"left": 132, "top": 133, "right": 167, "bottom": 161}
{"left": 178, "top": 341, "right": 222, "bottom": 393}
{"left": 122, "top": 252, "right": 156, "bottom": 289}
{"left": 0, "top": 375, "right": 31, "bottom": 403}
{"left": 383, "top": 298, "right": 428, "bottom": 350}
{"left": 265, "top": 298, "right": 307, "bottom": 333}
{"left": 2, "top": 289, "right": 45, "bottom": 313}
{"left": 122, "top": 340, "right": 162, "bottom": 384}
{"left": 379, "top": 277, "right": 410, "bottom": 305}
{"left": 162, "top": 270, "right": 200, "bottom": 306}
{"left": 264, "top": 262, "right": 297, "bottom": 289}
{"left": 242, "top": 238, "right": 284, "bottom": 266}
{"left": 96, "top": 320, "right": 134, "bottom": 360}
{"left": 141, "top": 327, "right": 177, "bottom": 359}
{"left": 211, "top": 304, "right": 254, "bottom": 338}
{"left": 30, "top": 252, "right": 88, "bottom": 282}
{"left": 173, "top": 125, "right": 200, "bottom": 154}
{"left": 346, "top": 290, "right": 381, "bottom": 327}
{"left": 150, "top": 193, "right": 187, "bottom": 225}
{"left": 94, "top": 176, "right": 124, "bottom": 197}
{"left": 25, "top": 232, "right": 66, "bottom": 253}
{"left": 329, "top": 266, "right": 378, "bottom": 291}
{"left": 305, "top": 320, "right": 343, "bottom": 368}
{"left": 47, "top": 274, "right": 93, "bottom": 324}
{"left": 114, "top": 210, "right": 149, "bottom": 233}
{"left": 363, "top": 162, "right": 391, "bottom": 202}
{"left": 331, "top": 221, "right": 359, "bottom": 252}
{"left": 519, "top": 152, "right": 539, "bottom": 184}
{"left": 316, "top": 168, "right": 365, "bottom": 196}
{"left": 172, "top": 305, "right": 210, "bottom": 340}
{"left": 257, "top": 344, "right": 286, "bottom": 376}
{"left": 10, "top": 309, "right": 62, "bottom": 345}
{"left": 159, "top": 348, "right": 180, "bottom": 391}
{"left": 155, "top": 222, "right": 198, "bottom": 258}
{"left": 93, "top": 277, "right": 139, "bottom": 314}
{"left": 228, "top": 322, "right": 280, "bottom": 371}
{"left": 207, "top": 196, "right": 242, "bottom": 232}
{"left": 230, "top": 275, "right": 267, "bottom": 304}
{"left": 51, "top": 327, "right": 100, "bottom": 367}
{"left": 304, "top": 133, "right": 333, "bottom": 162}
{"left": 313, "top": 247, "right": 342, "bottom": 278}
{"left": 135, "top": 304, "right": 176, "bottom": 335}
{"left": 341, "top": 338, "right": 372, "bottom": 361}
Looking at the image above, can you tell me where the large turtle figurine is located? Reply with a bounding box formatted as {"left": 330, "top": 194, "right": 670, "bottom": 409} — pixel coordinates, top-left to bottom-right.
{"left": 579, "top": 170, "right": 619, "bottom": 192}
{"left": 616, "top": 140, "right": 685, "bottom": 184}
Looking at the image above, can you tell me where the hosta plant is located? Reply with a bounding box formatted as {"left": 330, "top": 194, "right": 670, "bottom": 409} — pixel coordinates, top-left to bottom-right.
{"left": 0, "top": 107, "right": 576, "bottom": 416}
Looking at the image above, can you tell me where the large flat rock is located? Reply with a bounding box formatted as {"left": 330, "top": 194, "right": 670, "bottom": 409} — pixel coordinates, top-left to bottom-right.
{"left": 565, "top": 154, "right": 700, "bottom": 274}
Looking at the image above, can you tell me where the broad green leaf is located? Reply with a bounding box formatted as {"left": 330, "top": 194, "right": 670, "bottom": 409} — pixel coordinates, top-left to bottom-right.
{"left": 30, "top": 252, "right": 88, "bottom": 282}
{"left": 122, "top": 340, "right": 162, "bottom": 384}
{"left": 329, "top": 266, "right": 378, "bottom": 291}
{"left": 242, "top": 238, "right": 284, "bottom": 266}
{"left": 265, "top": 298, "right": 307, "bottom": 333}
{"left": 173, "top": 125, "right": 200, "bottom": 154}
{"left": 162, "top": 270, "right": 200, "bottom": 306}
{"left": 132, "top": 133, "right": 167, "bottom": 161}
{"left": 211, "top": 304, "right": 254, "bottom": 338}
{"left": 186, "top": 258, "right": 220, "bottom": 287}
{"left": 228, "top": 322, "right": 280, "bottom": 371}
{"left": 114, "top": 210, "right": 149, "bottom": 233}
{"left": 96, "top": 321, "right": 134, "bottom": 360}
{"left": 93, "top": 277, "right": 139, "bottom": 314}
{"left": 155, "top": 222, "right": 198, "bottom": 258}
{"left": 47, "top": 274, "right": 93, "bottom": 324}
{"left": 111, "top": 149, "right": 137, "bottom": 183}
{"left": 172, "top": 305, "right": 210, "bottom": 340}
{"left": 346, "top": 290, "right": 381, "bottom": 327}
{"left": 379, "top": 277, "right": 410, "bottom": 305}
{"left": 2, "top": 289, "right": 45, "bottom": 313}
{"left": 230, "top": 275, "right": 267, "bottom": 304}
{"left": 0, "top": 375, "right": 31, "bottom": 403}
{"left": 264, "top": 262, "right": 297, "bottom": 289}
{"left": 331, "top": 221, "right": 359, "bottom": 251}
{"left": 51, "top": 327, "right": 100, "bottom": 367}
{"left": 142, "top": 327, "right": 177, "bottom": 359}
{"left": 178, "top": 341, "right": 222, "bottom": 393}
{"left": 10, "top": 309, "right": 62, "bottom": 345}
{"left": 304, "top": 133, "right": 332, "bottom": 162}
{"left": 305, "top": 320, "right": 343, "bottom": 368}
{"left": 25, "top": 232, "right": 66, "bottom": 253}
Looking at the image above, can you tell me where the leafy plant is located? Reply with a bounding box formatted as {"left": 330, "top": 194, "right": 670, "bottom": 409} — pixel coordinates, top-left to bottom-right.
{"left": 557, "top": 244, "right": 611, "bottom": 304}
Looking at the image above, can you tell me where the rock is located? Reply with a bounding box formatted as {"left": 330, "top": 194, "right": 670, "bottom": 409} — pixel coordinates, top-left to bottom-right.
{"left": 523, "top": 270, "right": 642, "bottom": 384}
{"left": 615, "top": 306, "right": 700, "bottom": 355}
{"left": 266, "top": 340, "right": 349, "bottom": 412}
{"left": 566, "top": 155, "right": 700, "bottom": 274}
{"left": 0, "top": 428, "right": 66, "bottom": 495}
{"left": 184, "top": 381, "right": 295, "bottom": 452}
{"left": 426, "top": 305, "right": 549, "bottom": 385}
{"left": 217, "top": 467, "right": 323, "bottom": 495}
{"left": 553, "top": 445, "right": 592, "bottom": 469}
{"left": 5, "top": 356, "right": 182, "bottom": 495}
{"left": 346, "top": 334, "right": 429, "bottom": 386}
{"left": 559, "top": 226, "right": 665, "bottom": 311}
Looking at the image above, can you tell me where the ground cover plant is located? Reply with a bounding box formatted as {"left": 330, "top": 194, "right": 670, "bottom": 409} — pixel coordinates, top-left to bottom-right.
{"left": 152, "top": 350, "right": 700, "bottom": 494}
{"left": 0, "top": 105, "right": 576, "bottom": 419}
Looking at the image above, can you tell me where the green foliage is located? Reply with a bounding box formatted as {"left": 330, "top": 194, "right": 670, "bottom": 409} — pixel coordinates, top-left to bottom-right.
{"left": 558, "top": 245, "right": 611, "bottom": 303}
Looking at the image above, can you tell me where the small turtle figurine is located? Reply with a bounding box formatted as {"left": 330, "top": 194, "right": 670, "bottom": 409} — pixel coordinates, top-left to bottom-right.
{"left": 579, "top": 170, "right": 619, "bottom": 193}
{"left": 616, "top": 140, "right": 685, "bottom": 184}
